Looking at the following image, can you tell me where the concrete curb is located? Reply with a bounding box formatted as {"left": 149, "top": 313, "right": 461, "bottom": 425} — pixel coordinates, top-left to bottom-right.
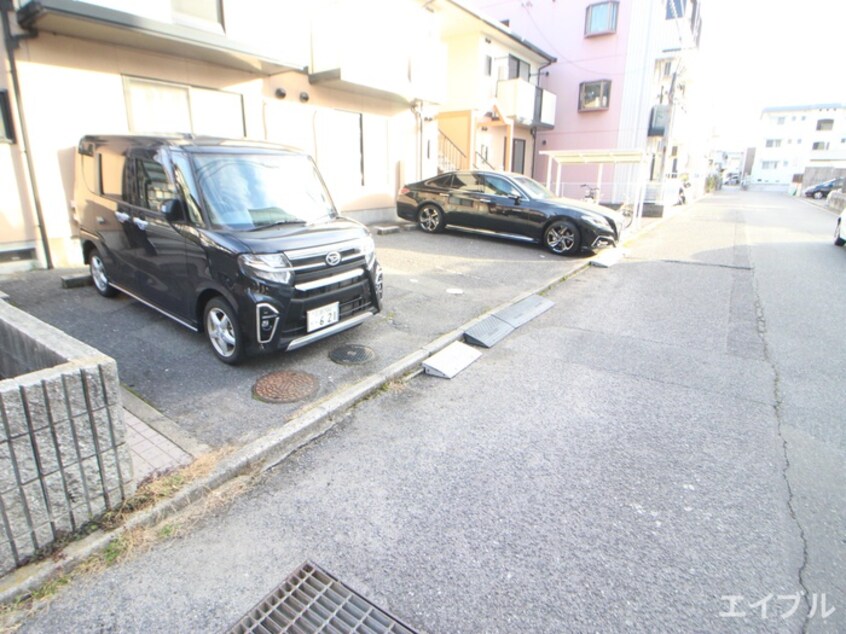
{"left": 0, "top": 216, "right": 678, "bottom": 605}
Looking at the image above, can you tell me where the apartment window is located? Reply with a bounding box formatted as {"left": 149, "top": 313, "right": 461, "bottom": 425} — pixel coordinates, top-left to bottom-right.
{"left": 484, "top": 55, "right": 492, "bottom": 77}
{"left": 812, "top": 141, "right": 829, "bottom": 151}
{"left": 761, "top": 161, "right": 779, "bottom": 169}
{"left": 817, "top": 119, "right": 834, "bottom": 131}
{"left": 507, "top": 55, "right": 530, "bottom": 82}
{"left": 663, "top": 61, "right": 672, "bottom": 77}
{"left": 0, "top": 90, "right": 15, "bottom": 143}
{"left": 585, "top": 1, "right": 618, "bottom": 36}
{"left": 765, "top": 139, "right": 782, "bottom": 148}
{"left": 172, "top": 0, "right": 224, "bottom": 33}
{"left": 666, "top": 0, "right": 685, "bottom": 19}
{"left": 776, "top": 116, "right": 785, "bottom": 125}
{"left": 124, "top": 77, "right": 245, "bottom": 138}
{"left": 579, "top": 80, "right": 611, "bottom": 111}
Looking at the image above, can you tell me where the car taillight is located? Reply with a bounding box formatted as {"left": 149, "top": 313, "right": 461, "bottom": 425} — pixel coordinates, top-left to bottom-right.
{"left": 399, "top": 186, "right": 410, "bottom": 196}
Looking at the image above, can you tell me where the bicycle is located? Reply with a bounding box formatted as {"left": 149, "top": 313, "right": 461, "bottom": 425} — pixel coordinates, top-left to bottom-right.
{"left": 581, "top": 184, "right": 600, "bottom": 203}
{"left": 619, "top": 203, "right": 634, "bottom": 229}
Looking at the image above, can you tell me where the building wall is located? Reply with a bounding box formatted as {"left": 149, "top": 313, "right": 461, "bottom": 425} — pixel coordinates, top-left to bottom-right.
{"left": 749, "top": 105, "right": 845, "bottom": 187}
{"left": 4, "top": 26, "right": 433, "bottom": 267}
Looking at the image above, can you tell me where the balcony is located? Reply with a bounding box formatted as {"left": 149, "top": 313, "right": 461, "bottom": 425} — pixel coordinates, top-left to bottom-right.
{"left": 496, "top": 78, "right": 556, "bottom": 128}
{"left": 309, "top": 1, "right": 445, "bottom": 104}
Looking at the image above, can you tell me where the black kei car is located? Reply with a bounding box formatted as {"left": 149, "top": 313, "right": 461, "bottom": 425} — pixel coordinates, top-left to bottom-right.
{"left": 397, "top": 170, "right": 623, "bottom": 255}
{"left": 75, "top": 135, "right": 383, "bottom": 365}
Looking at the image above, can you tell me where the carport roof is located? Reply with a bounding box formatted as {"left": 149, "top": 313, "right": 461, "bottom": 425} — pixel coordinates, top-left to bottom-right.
{"left": 540, "top": 149, "right": 649, "bottom": 164}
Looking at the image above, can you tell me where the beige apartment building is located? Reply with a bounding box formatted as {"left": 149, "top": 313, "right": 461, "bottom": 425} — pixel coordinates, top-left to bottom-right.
{"left": 1, "top": 0, "right": 556, "bottom": 271}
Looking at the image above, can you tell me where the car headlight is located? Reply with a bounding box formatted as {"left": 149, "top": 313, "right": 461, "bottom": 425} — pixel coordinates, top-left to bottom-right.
{"left": 238, "top": 253, "right": 294, "bottom": 285}
{"left": 582, "top": 214, "right": 611, "bottom": 230}
{"left": 361, "top": 235, "right": 376, "bottom": 268}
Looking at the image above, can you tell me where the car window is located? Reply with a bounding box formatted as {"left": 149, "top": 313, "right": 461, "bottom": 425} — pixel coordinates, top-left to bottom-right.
{"left": 482, "top": 175, "right": 521, "bottom": 197}
{"left": 193, "top": 152, "right": 336, "bottom": 231}
{"left": 132, "top": 156, "right": 178, "bottom": 212}
{"left": 453, "top": 173, "right": 487, "bottom": 194}
{"left": 427, "top": 174, "right": 454, "bottom": 189}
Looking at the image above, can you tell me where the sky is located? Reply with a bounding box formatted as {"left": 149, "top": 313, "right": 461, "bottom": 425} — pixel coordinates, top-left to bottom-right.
{"left": 698, "top": 0, "right": 845, "bottom": 148}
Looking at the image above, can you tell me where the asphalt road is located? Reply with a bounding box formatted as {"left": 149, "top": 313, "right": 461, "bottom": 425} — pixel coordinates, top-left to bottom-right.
{"left": 11, "top": 192, "right": 845, "bottom": 632}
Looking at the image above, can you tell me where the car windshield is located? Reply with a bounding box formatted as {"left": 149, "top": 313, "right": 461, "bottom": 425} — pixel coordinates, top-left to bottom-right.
{"left": 192, "top": 153, "right": 336, "bottom": 230}
{"left": 512, "top": 175, "right": 556, "bottom": 200}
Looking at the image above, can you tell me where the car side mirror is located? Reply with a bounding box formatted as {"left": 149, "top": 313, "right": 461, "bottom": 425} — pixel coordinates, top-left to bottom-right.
{"left": 161, "top": 198, "right": 186, "bottom": 223}
{"left": 512, "top": 195, "right": 523, "bottom": 205}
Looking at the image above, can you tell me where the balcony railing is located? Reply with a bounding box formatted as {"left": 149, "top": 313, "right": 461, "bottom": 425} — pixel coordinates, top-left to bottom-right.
{"left": 496, "top": 78, "right": 556, "bottom": 128}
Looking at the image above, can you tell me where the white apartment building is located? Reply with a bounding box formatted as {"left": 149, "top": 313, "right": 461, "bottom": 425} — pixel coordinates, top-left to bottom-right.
{"left": 748, "top": 104, "right": 846, "bottom": 190}
{"left": 1, "top": 0, "right": 555, "bottom": 270}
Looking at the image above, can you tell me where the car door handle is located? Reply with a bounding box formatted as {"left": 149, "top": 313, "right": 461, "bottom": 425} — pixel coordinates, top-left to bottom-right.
{"left": 133, "top": 217, "right": 149, "bottom": 231}
{"left": 477, "top": 198, "right": 492, "bottom": 204}
{"left": 115, "top": 211, "right": 130, "bottom": 223}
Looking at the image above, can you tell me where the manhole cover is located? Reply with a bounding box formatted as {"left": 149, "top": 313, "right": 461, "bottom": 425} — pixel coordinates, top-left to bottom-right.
{"left": 329, "top": 344, "right": 376, "bottom": 365}
{"left": 253, "top": 370, "right": 319, "bottom": 403}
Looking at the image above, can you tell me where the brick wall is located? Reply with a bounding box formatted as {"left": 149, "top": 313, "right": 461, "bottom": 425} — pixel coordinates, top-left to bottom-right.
{"left": 0, "top": 301, "right": 134, "bottom": 575}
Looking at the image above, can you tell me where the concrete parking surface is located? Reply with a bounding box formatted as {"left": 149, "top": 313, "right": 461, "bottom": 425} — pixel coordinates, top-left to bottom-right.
{"left": 0, "top": 226, "right": 593, "bottom": 450}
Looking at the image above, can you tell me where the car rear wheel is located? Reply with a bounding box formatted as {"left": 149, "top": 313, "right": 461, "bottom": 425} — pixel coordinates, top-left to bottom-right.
{"left": 544, "top": 220, "right": 580, "bottom": 256}
{"left": 835, "top": 220, "right": 845, "bottom": 246}
{"left": 417, "top": 204, "right": 445, "bottom": 233}
{"left": 89, "top": 248, "right": 118, "bottom": 297}
{"left": 813, "top": 191, "right": 824, "bottom": 199}
{"left": 204, "top": 297, "right": 244, "bottom": 365}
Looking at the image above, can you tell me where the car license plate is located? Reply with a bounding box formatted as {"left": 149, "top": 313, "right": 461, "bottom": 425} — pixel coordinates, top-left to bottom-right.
{"left": 306, "top": 302, "right": 339, "bottom": 333}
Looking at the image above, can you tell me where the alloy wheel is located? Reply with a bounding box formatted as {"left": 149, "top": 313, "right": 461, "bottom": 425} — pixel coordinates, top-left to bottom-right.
{"left": 207, "top": 306, "right": 238, "bottom": 358}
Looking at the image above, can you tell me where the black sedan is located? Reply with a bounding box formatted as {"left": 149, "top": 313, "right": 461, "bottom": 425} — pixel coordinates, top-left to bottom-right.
{"left": 804, "top": 178, "right": 844, "bottom": 199}
{"left": 397, "top": 170, "right": 622, "bottom": 256}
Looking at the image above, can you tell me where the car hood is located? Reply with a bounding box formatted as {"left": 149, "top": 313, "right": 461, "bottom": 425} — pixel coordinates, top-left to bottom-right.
{"left": 226, "top": 217, "right": 370, "bottom": 254}
{"left": 546, "top": 197, "right": 624, "bottom": 226}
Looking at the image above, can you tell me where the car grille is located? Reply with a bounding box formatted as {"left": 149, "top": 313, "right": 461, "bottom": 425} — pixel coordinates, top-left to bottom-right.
{"left": 285, "top": 239, "right": 367, "bottom": 283}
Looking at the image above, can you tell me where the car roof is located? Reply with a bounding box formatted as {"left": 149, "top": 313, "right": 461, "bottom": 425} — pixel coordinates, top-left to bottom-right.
{"left": 78, "top": 134, "right": 305, "bottom": 156}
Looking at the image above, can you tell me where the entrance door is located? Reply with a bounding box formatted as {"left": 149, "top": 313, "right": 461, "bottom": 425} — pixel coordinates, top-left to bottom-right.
{"left": 512, "top": 138, "right": 526, "bottom": 175}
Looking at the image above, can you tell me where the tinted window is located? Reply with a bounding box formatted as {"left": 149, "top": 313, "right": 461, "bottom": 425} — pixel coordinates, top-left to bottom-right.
{"left": 483, "top": 175, "right": 521, "bottom": 197}
{"left": 453, "top": 173, "right": 486, "bottom": 193}
{"left": 427, "top": 174, "right": 454, "bottom": 189}
{"left": 132, "top": 157, "right": 177, "bottom": 211}
{"left": 99, "top": 151, "right": 128, "bottom": 200}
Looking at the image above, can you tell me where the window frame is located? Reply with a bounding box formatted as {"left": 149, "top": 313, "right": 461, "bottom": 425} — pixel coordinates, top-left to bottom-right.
{"left": 817, "top": 119, "right": 834, "bottom": 131}
{"left": 585, "top": 1, "right": 619, "bottom": 37}
{"left": 0, "top": 90, "right": 16, "bottom": 144}
{"left": 171, "top": 0, "right": 225, "bottom": 34}
{"left": 507, "top": 55, "right": 531, "bottom": 82}
{"left": 666, "top": 0, "right": 685, "bottom": 19}
{"left": 578, "top": 80, "right": 612, "bottom": 112}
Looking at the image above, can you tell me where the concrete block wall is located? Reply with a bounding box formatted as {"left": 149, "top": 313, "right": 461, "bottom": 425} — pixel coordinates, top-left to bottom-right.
{"left": 827, "top": 191, "right": 846, "bottom": 213}
{"left": 0, "top": 300, "right": 135, "bottom": 575}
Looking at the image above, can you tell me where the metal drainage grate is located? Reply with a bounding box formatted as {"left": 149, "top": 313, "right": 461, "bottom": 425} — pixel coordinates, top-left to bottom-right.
{"left": 253, "top": 371, "right": 319, "bottom": 404}
{"left": 225, "top": 561, "right": 419, "bottom": 634}
{"left": 329, "top": 344, "right": 376, "bottom": 366}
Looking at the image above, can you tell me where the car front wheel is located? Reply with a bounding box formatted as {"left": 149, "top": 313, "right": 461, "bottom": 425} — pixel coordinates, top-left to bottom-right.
{"left": 813, "top": 191, "right": 824, "bottom": 199}
{"left": 544, "top": 220, "right": 580, "bottom": 256}
{"left": 204, "top": 297, "right": 244, "bottom": 365}
{"left": 89, "top": 248, "right": 118, "bottom": 297}
{"left": 835, "top": 220, "right": 845, "bottom": 246}
{"left": 417, "top": 204, "right": 445, "bottom": 233}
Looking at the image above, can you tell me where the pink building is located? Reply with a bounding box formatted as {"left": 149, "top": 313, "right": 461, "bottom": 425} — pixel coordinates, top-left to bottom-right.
{"left": 462, "top": 0, "right": 705, "bottom": 209}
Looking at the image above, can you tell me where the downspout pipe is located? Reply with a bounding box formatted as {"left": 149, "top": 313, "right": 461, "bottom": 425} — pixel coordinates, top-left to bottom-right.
{"left": 531, "top": 59, "right": 554, "bottom": 181}
{"left": 2, "top": 1, "right": 52, "bottom": 269}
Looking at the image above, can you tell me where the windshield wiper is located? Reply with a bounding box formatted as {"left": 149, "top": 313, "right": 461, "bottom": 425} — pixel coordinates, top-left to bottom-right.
{"left": 248, "top": 219, "right": 307, "bottom": 231}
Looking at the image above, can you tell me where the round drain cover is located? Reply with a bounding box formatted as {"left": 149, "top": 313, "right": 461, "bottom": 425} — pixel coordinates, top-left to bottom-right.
{"left": 253, "top": 370, "right": 319, "bottom": 403}
{"left": 329, "top": 344, "right": 376, "bottom": 366}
